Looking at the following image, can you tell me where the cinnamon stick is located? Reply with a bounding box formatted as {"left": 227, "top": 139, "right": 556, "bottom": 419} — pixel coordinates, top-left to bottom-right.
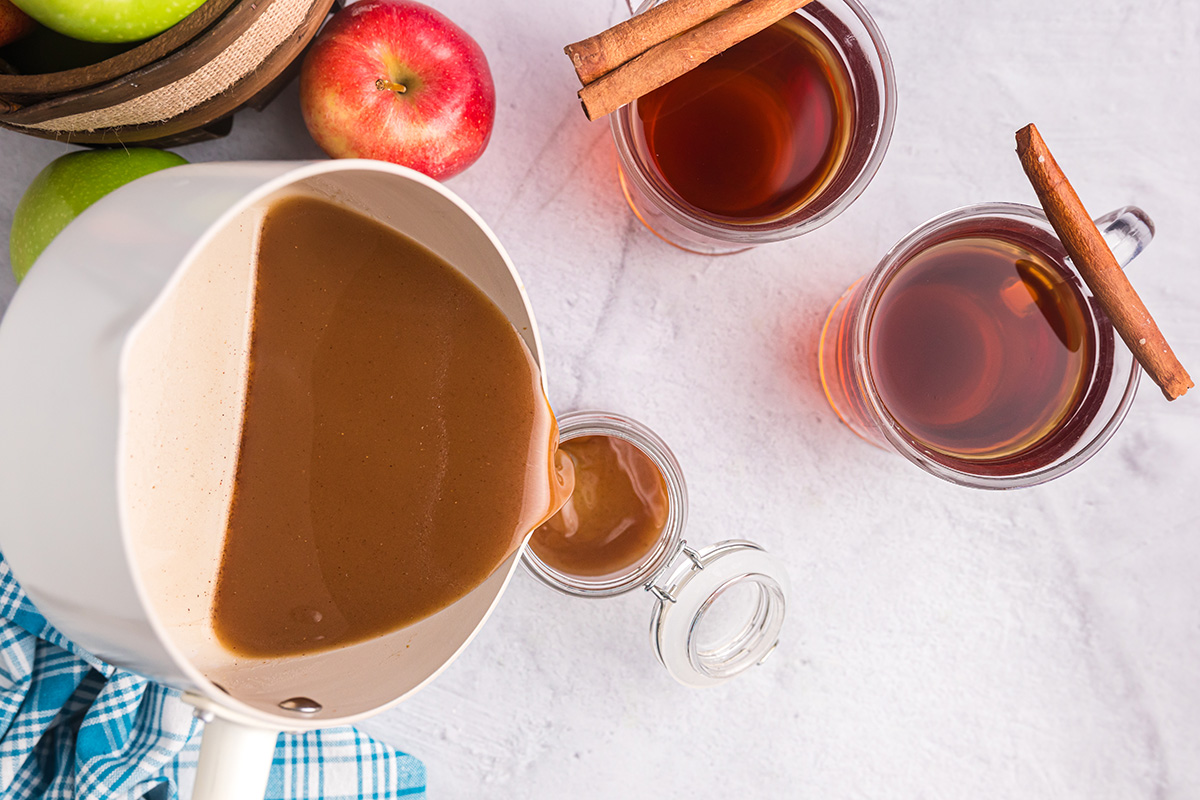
{"left": 576, "top": 0, "right": 811, "bottom": 121}
{"left": 1016, "top": 123, "right": 1192, "bottom": 401}
{"left": 565, "top": 0, "right": 741, "bottom": 86}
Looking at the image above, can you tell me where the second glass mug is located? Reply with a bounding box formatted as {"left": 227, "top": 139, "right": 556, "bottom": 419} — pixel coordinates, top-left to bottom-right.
{"left": 609, "top": 0, "right": 897, "bottom": 254}
{"left": 818, "top": 202, "right": 1154, "bottom": 489}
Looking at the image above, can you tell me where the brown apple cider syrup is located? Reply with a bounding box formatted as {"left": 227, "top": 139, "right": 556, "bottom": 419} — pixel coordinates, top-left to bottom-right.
{"left": 530, "top": 434, "right": 669, "bottom": 578}
{"left": 211, "top": 196, "right": 571, "bottom": 658}
{"left": 632, "top": 12, "right": 853, "bottom": 221}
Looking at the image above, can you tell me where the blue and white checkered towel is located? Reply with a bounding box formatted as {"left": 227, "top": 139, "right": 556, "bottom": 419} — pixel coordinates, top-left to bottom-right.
{"left": 0, "top": 554, "right": 426, "bottom": 800}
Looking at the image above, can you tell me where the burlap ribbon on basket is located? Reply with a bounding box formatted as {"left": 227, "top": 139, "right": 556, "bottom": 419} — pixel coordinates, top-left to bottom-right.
{"left": 13, "top": 0, "right": 316, "bottom": 134}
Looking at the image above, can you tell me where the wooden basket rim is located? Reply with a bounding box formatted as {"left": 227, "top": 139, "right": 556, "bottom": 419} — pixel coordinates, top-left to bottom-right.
{"left": 0, "top": 0, "right": 318, "bottom": 127}
{"left": 0, "top": 0, "right": 333, "bottom": 145}
{"left": 0, "top": 0, "right": 240, "bottom": 100}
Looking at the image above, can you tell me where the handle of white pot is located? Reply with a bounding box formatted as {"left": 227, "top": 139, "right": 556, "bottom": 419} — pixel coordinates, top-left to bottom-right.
{"left": 193, "top": 716, "right": 279, "bottom": 800}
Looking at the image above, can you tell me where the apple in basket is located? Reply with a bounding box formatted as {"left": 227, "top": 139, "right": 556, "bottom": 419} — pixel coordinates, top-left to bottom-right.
{"left": 299, "top": 0, "right": 496, "bottom": 180}
{"left": 9, "top": 0, "right": 204, "bottom": 42}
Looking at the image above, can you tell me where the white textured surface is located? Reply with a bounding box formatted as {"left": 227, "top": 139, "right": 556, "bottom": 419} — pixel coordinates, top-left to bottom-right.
{"left": 2, "top": 0, "right": 1198, "bottom": 797}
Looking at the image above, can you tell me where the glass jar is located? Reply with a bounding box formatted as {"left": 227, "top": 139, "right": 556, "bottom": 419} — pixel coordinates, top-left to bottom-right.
{"left": 522, "top": 411, "right": 789, "bottom": 687}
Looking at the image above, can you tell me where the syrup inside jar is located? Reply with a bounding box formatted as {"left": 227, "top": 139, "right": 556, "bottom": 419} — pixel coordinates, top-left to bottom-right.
{"left": 530, "top": 434, "right": 670, "bottom": 578}
{"left": 523, "top": 412, "right": 686, "bottom": 596}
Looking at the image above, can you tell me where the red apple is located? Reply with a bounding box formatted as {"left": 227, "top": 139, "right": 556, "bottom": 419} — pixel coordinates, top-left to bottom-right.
{"left": 0, "top": 0, "right": 36, "bottom": 47}
{"left": 299, "top": 0, "right": 496, "bottom": 180}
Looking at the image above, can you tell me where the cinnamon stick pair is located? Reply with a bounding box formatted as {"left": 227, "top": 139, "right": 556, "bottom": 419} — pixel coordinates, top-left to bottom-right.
{"left": 1016, "top": 124, "right": 1191, "bottom": 401}
{"left": 565, "top": 0, "right": 810, "bottom": 121}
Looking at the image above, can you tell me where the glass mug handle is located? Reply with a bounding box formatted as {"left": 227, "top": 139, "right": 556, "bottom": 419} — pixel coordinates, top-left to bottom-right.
{"left": 1094, "top": 205, "right": 1154, "bottom": 269}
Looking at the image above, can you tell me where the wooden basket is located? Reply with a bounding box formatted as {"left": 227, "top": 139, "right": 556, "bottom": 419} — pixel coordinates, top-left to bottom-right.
{"left": 0, "top": 0, "right": 336, "bottom": 146}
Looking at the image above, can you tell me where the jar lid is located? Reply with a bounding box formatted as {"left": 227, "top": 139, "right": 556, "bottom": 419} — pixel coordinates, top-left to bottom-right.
{"left": 648, "top": 540, "right": 788, "bottom": 688}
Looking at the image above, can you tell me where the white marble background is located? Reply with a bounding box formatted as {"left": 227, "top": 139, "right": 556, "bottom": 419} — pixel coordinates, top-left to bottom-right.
{"left": 2, "top": 0, "right": 1198, "bottom": 797}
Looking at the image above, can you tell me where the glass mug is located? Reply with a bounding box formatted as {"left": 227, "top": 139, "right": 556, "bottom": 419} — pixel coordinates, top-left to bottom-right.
{"left": 610, "top": 0, "right": 896, "bottom": 254}
{"left": 818, "top": 202, "right": 1154, "bottom": 489}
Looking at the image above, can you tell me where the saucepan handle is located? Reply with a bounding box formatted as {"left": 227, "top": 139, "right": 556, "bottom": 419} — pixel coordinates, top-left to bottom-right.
{"left": 192, "top": 716, "right": 279, "bottom": 800}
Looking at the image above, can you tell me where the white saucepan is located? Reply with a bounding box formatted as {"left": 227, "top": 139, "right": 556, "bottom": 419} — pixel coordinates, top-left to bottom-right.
{"left": 0, "top": 160, "right": 544, "bottom": 800}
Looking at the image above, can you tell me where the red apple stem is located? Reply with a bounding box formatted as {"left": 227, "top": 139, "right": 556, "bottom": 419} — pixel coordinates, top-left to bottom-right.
{"left": 375, "top": 78, "right": 408, "bottom": 94}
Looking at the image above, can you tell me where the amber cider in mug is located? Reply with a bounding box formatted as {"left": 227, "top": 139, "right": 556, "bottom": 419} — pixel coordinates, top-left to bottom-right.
{"left": 612, "top": 0, "right": 896, "bottom": 254}
{"left": 818, "top": 203, "right": 1153, "bottom": 489}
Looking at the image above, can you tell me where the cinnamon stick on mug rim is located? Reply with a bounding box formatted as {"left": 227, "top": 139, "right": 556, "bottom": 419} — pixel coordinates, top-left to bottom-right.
{"left": 565, "top": 0, "right": 742, "bottom": 85}
{"left": 1015, "top": 123, "right": 1192, "bottom": 401}
{"left": 575, "top": 0, "right": 812, "bottom": 121}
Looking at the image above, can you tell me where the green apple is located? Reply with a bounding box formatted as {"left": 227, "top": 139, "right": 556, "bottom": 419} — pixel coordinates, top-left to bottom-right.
{"left": 10, "top": 148, "right": 188, "bottom": 283}
{"left": 10, "top": 0, "right": 204, "bottom": 43}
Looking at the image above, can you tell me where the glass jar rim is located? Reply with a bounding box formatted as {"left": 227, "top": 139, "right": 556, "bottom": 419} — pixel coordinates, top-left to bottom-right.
{"left": 520, "top": 411, "right": 689, "bottom": 597}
